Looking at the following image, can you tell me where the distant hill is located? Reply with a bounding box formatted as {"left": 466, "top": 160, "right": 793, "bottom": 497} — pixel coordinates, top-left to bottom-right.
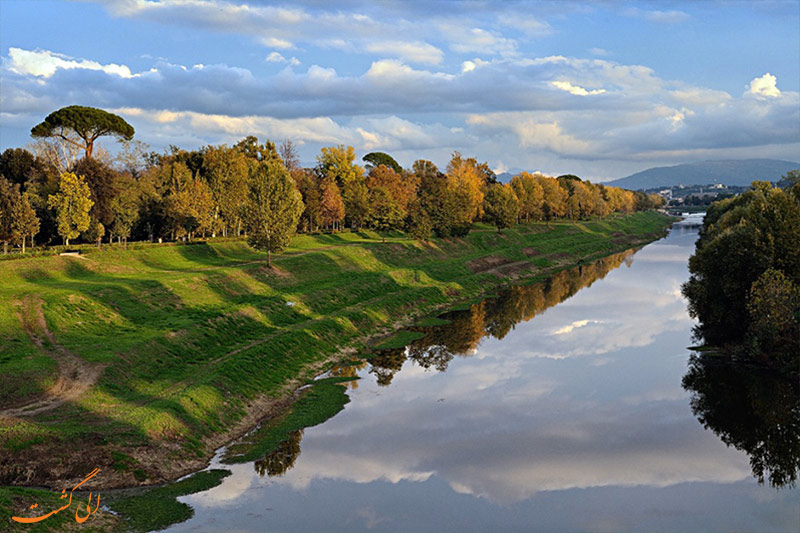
{"left": 607, "top": 159, "right": 800, "bottom": 190}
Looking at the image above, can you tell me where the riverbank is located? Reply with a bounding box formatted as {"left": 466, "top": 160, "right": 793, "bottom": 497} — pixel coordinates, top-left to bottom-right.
{"left": 0, "top": 212, "right": 673, "bottom": 502}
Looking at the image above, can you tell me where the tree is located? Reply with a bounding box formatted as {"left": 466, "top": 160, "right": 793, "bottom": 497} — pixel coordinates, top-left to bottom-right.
{"left": 682, "top": 181, "right": 800, "bottom": 348}
{"left": 510, "top": 172, "right": 544, "bottom": 222}
{"left": 31, "top": 106, "right": 134, "bottom": 159}
{"left": 0, "top": 178, "right": 16, "bottom": 253}
{"left": 446, "top": 152, "right": 485, "bottom": 221}
{"left": 537, "top": 176, "right": 567, "bottom": 220}
{"left": 747, "top": 268, "right": 800, "bottom": 362}
{"left": 366, "top": 164, "right": 416, "bottom": 215}
{"left": 279, "top": 140, "right": 302, "bottom": 172}
{"left": 245, "top": 160, "right": 303, "bottom": 267}
{"left": 363, "top": 152, "right": 402, "bottom": 174}
{"left": 110, "top": 174, "right": 140, "bottom": 246}
{"left": 202, "top": 145, "right": 249, "bottom": 236}
{"left": 317, "top": 145, "right": 368, "bottom": 228}
{"left": 296, "top": 170, "right": 322, "bottom": 232}
{"left": 71, "top": 157, "right": 121, "bottom": 234}
{"left": 82, "top": 217, "right": 105, "bottom": 248}
{"left": 320, "top": 178, "right": 345, "bottom": 232}
{"left": 367, "top": 186, "right": 404, "bottom": 243}
{"left": 483, "top": 183, "right": 519, "bottom": 232}
{"left": 10, "top": 191, "right": 39, "bottom": 253}
{"left": 48, "top": 172, "right": 94, "bottom": 246}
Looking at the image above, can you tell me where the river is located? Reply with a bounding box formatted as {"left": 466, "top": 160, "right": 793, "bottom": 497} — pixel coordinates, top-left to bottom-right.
{"left": 165, "top": 225, "right": 799, "bottom": 532}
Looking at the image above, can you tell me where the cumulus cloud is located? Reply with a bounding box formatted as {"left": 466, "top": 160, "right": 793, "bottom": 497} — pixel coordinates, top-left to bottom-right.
{"left": 7, "top": 47, "right": 134, "bottom": 78}
{"left": 2, "top": 44, "right": 798, "bottom": 174}
{"left": 748, "top": 72, "right": 781, "bottom": 98}
{"left": 364, "top": 41, "right": 444, "bottom": 66}
{"left": 551, "top": 80, "right": 606, "bottom": 96}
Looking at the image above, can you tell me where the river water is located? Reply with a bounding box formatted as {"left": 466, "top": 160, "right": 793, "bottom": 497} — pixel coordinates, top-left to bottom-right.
{"left": 166, "top": 225, "right": 799, "bottom": 532}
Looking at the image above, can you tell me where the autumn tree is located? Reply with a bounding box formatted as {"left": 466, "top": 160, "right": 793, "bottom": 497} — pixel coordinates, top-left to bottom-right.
{"left": 483, "top": 183, "right": 519, "bottom": 232}
{"left": 317, "top": 145, "right": 368, "bottom": 229}
{"left": 320, "top": 178, "right": 345, "bottom": 232}
{"left": 446, "top": 152, "right": 485, "bottom": 221}
{"left": 245, "top": 159, "right": 303, "bottom": 266}
{"left": 31, "top": 106, "right": 134, "bottom": 159}
{"left": 295, "top": 170, "right": 322, "bottom": 232}
{"left": 48, "top": 172, "right": 94, "bottom": 246}
{"left": 537, "top": 175, "right": 567, "bottom": 220}
{"left": 366, "top": 164, "right": 417, "bottom": 216}
{"left": 10, "top": 191, "right": 40, "bottom": 253}
{"left": 510, "top": 172, "right": 544, "bottom": 222}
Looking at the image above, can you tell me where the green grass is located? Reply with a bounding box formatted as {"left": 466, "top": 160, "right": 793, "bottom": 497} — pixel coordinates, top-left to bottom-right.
{"left": 222, "top": 381, "right": 350, "bottom": 464}
{"left": 0, "top": 212, "right": 673, "bottom": 492}
{"left": 105, "top": 469, "right": 230, "bottom": 532}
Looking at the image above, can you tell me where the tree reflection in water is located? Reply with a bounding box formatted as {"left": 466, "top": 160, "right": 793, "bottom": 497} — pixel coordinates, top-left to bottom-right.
{"left": 255, "top": 249, "right": 638, "bottom": 478}
{"left": 683, "top": 354, "right": 800, "bottom": 488}
{"left": 370, "top": 249, "right": 636, "bottom": 383}
{"left": 255, "top": 429, "right": 304, "bottom": 478}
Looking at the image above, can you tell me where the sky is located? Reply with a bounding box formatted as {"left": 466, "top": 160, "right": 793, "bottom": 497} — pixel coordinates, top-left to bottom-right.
{"left": 0, "top": 0, "right": 798, "bottom": 181}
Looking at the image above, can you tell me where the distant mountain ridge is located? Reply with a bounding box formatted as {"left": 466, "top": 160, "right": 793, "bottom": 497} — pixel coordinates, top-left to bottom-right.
{"left": 607, "top": 159, "right": 800, "bottom": 190}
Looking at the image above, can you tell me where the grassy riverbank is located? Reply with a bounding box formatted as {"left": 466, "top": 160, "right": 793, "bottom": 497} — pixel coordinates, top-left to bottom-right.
{"left": 0, "top": 212, "right": 672, "bottom": 504}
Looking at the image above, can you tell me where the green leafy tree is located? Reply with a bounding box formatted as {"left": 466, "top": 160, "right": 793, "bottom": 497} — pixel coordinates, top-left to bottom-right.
{"left": 31, "top": 106, "right": 134, "bottom": 159}
{"left": 202, "top": 145, "right": 249, "bottom": 236}
{"left": 246, "top": 160, "right": 303, "bottom": 266}
{"left": 110, "top": 174, "right": 140, "bottom": 246}
{"left": 367, "top": 186, "right": 404, "bottom": 243}
{"left": 483, "top": 183, "right": 519, "bottom": 232}
{"left": 683, "top": 181, "right": 800, "bottom": 349}
{"left": 0, "top": 178, "right": 17, "bottom": 253}
{"left": 82, "top": 217, "right": 105, "bottom": 248}
{"left": 362, "top": 152, "right": 402, "bottom": 174}
{"left": 48, "top": 172, "right": 94, "bottom": 246}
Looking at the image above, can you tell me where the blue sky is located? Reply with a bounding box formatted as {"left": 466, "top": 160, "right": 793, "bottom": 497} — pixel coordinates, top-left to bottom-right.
{"left": 1, "top": 0, "right": 798, "bottom": 180}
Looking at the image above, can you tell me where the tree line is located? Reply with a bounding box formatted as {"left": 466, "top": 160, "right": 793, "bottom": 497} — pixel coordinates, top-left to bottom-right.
{"left": 0, "top": 106, "right": 665, "bottom": 259}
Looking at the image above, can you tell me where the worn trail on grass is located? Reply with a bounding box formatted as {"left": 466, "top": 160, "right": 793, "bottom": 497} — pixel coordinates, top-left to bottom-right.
{"left": 0, "top": 297, "right": 105, "bottom": 418}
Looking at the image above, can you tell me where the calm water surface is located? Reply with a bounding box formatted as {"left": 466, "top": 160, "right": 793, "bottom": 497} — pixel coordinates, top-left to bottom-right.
{"left": 167, "top": 226, "right": 799, "bottom": 532}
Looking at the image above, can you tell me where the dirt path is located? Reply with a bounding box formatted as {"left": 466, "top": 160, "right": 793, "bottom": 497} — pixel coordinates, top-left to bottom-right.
{"left": 0, "top": 297, "right": 105, "bottom": 418}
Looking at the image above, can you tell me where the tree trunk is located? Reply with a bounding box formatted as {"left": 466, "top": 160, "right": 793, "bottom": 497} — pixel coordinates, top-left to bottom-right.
{"left": 65, "top": 237, "right": 69, "bottom": 247}
{"left": 21, "top": 237, "right": 25, "bottom": 254}
{"left": 3, "top": 241, "right": 7, "bottom": 254}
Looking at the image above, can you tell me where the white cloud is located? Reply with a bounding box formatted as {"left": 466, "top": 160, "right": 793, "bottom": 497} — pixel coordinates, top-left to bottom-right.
{"left": 551, "top": 80, "right": 606, "bottom": 96}
{"left": 748, "top": 73, "right": 781, "bottom": 98}
{"left": 623, "top": 8, "right": 690, "bottom": 24}
{"left": 364, "top": 41, "right": 444, "bottom": 66}
{"left": 266, "top": 52, "right": 300, "bottom": 66}
{"left": 7, "top": 47, "right": 134, "bottom": 78}
{"left": 441, "top": 24, "right": 518, "bottom": 57}
{"left": 645, "top": 10, "right": 691, "bottom": 24}
{"left": 589, "top": 47, "right": 610, "bottom": 57}
{"left": 496, "top": 14, "right": 554, "bottom": 37}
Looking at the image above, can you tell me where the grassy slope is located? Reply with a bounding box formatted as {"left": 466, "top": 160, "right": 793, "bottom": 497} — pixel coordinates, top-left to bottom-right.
{"left": 0, "top": 212, "right": 672, "bottom": 494}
